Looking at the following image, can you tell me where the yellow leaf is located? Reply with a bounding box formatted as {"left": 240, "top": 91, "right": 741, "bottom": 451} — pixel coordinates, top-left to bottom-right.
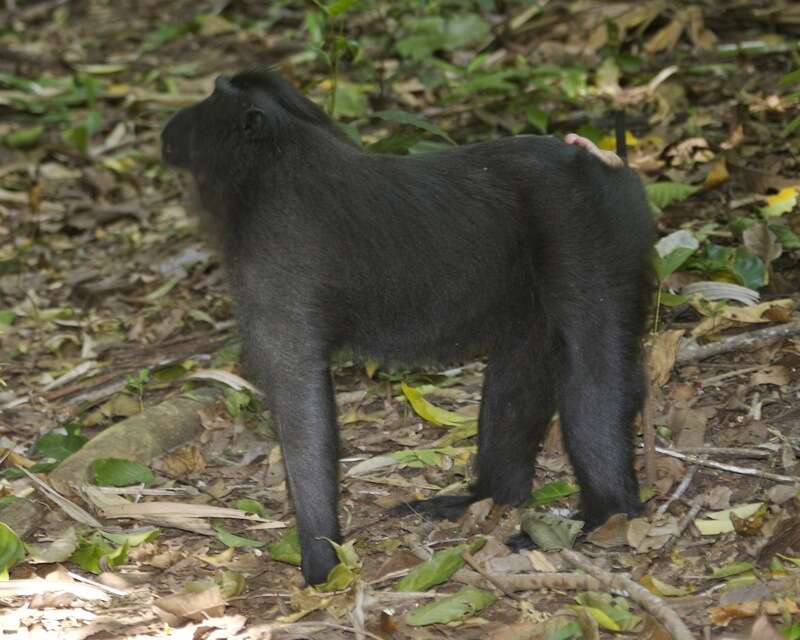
{"left": 703, "top": 157, "right": 729, "bottom": 189}
{"left": 640, "top": 575, "right": 694, "bottom": 596}
{"left": 599, "top": 130, "right": 639, "bottom": 151}
{"left": 364, "top": 358, "right": 379, "bottom": 378}
{"left": 583, "top": 606, "right": 621, "bottom": 631}
{"left": 401, "top": 383, "right": 476, "bottom": 428}
{"left": 690, "top": 298, "right": 794, "bottom": 324}
{"left": 761, "top": 187, "right": 798, "bottom": 217}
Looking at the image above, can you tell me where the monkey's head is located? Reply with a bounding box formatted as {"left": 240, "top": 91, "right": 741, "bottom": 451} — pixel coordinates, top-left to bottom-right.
{"left": 160, "top": 75, "right": 271, "bottom": 174}
{"left": 161, "top": 70, "right": 336, "bottom": 176}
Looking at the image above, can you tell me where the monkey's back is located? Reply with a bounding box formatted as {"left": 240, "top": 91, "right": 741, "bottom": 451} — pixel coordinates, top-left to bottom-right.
{"left": 227, "top": 134, "right": 652, "bottom": 364}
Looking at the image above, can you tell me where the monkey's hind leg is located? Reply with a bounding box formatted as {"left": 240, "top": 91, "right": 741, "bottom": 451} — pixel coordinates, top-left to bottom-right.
{"left": 393, "top": 318, "right": 557, "bottom": 521}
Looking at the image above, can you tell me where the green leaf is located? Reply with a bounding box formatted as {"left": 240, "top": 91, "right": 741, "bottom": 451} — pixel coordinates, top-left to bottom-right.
{"left": 0, "top": 310, "right": 15, "bottom": 328}
{"left": 232, "top": 498, "right": 266, "bottom": 518}
{"left": 70, "top": 533, "right": 128, "bottom": 574}
{"left": 4, "top": 125, "right": 45, "bottom": 149}
{"left": 573, "top": 592, "right": 641, "bottom": 632}
{"left": 100, "top": 527, "right": 159, "bottom": 547}
{"left": 372, "top": 110, "right": 455, "bottom": 144}
{"left": 654, "top": 247, "right": 696, "bottom": 282}
{"left": 522, "top": 481, "right": 580, "bottom": 508}
{"left": 184, "top": 569, "right": 246, "bottom": 599}
{"left": 658, "top": 291, "right": 690, "bottom": 307}
{"left": 213, "top": 521, "right": 265, "bottom": 549}
{"left": 782, "top": 620, "right": 800, "bottom": 640}
{"left": 269, "top": 527, "right": 301, "bottom": 565}
{"left": 74, "top": 63, "right": 128, "bottom": 75}
{"left": 519, "top": 510, "right": 584, "bottom": 550}
{"left": 711, "top": 561, "right": 754, "bottom": 578}
{"left": 732, "top": 248, "right": 766, "bottom": 289}
{"left": 526, "top": 106, "right": 548, "bottom": 134}
{"left": 323, "top": 0, "right": 357, "bottom": 17}
{"left": 2, "top": 461, "right": 57, "bottom": 479}
{"left": 90, "top": 458, "right": 154, "bottom": 487}
{"left": 0, "top": 522, "right": 26, "bottom": 573}
{"left": 406, "top": 586, "right": 496, "bottom": 626}
{"left": 330, "top": 538, "right": 360, "bottom": 569}
{"left": 394, "top": 538, "right": 485, "bottom": 592}
{"left": 646, "top": 182, "right": 700, "bottom": 214}
{"left": 770, "top": 224, "right": 800, "bottom": 249}
{"left": 224, "top": 389, "right": 252, "bottom": 418}
{"left": 142, "top": 20, "right": 197, "bottom": 52}
{"left": 396, "top": 15, "right": 490, "bottom": 60}
{"left": 33, "top": 429, "right": 87, "bottom": 461}
{"left": 390, "top": 446, "right": 475, "bottom": 469}
{"left": 331, "top": 81, "right": 369, "bottom": 118}
{"left": 317, "top": 561, "right": 355, "bottom": 591}
{"left": 784, "top": 113, "right": 800, "bottom": 136}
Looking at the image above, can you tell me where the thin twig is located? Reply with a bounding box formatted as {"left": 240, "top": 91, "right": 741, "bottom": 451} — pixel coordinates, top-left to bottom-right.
{"left": 655, "top": 446, "right": 797, "bottom": 483}
{"left": 656, "top": 466, "right": 698, "bottom": 517}
{"left": 672, "top": 447, "right": 770, "bottom": 459}
{"left": 662, "top": 502, "right": 703, "bottom": 556}
{"left": 561, "top": 549, "right": 696, "bottom": 640}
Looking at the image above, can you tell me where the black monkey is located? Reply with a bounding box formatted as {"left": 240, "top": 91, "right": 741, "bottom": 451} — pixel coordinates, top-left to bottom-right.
{"left": 162, "top": 70, "right": 654, "bottom": 585}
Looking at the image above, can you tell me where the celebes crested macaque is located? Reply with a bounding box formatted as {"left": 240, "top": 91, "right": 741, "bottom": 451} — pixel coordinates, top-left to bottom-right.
{"left": 162, "top": 70, "right": 654, "bottom": 585}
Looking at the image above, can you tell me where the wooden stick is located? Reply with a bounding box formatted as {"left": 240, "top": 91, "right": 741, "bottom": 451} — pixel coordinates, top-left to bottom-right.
{"left": 655, "top": 446, "right": 797, "bottom": 483}
{"left": 676, "top": 320, "right": 800, "bottom": 364}
{"left": 560, "top": 549, "right": 696, "bottom": 640}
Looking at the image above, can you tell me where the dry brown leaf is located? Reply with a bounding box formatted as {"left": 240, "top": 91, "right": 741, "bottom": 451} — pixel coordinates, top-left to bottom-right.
{"left": 743, "top": 223, "right": 782, "bottom": 268}
{"left": 671, "top": 407, "right": 709, "bottom": 448}
{"left": 155, "top": 585, "right": 226, "bottom": 624}
{"left": 709, "top": 598, "right": 799, "bottom": 626}
{"left": 750, "top": 614, "right": 785, "bottom": 640}
{"left": 647, "top": 330, "right": 684, "bottom": 385}
{"left": 644, "top": 18, "right": 685, "bottom": 54}
{"left": 162, "top": 444, "right": 206, "bottom": 477}
{"left": 586, "top": 513, "right": 629, "bottom": 548}
{"left": 750, "top": 366, "right": 790, "bottom": 387}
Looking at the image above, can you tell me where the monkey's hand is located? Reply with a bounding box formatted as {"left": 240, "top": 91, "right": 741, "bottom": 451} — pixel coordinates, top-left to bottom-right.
{"left": 564, "top": 133, "right": 625, "bottom": 168}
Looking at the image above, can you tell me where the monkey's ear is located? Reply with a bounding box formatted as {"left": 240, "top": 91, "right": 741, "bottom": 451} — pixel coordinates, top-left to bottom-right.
{"left": 243, "top": 108, "right": 265, "bottom": 134}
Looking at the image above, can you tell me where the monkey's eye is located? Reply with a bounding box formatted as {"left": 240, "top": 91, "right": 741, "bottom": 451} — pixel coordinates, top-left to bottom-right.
{"left": 243, "top": 108, "right": 265, "bottom": 134}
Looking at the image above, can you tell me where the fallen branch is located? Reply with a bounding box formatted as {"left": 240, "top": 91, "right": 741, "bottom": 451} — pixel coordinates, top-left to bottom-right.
{"left": 676, "top": 320, "right": 800, "bottom": 364}
{"left": 560, "top": 549, "right": 696, "bottom": 640}
{"left": 50, "top": 388, "right": 220, "bottom": 493}
{"left": 672, "top": 446, "right": 770, "bottom": 459}
{"left": 455, "top": 568, "right": 603, "bottom": 593}
{"left": 655, "top": 446, "right": 797, "bottom": 483}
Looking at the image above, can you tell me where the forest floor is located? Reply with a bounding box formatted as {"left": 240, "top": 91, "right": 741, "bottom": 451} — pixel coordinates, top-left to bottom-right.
{"left": 1, "top": 1, "right": 799, "bottom": 639}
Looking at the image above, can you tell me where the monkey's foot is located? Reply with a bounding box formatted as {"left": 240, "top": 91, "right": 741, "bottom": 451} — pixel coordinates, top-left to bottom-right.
{"left": 564, "top": 133, "right": 624, "bottom": 168}
{"left": 391, "top": 494, "right": 475, "bottom": 521}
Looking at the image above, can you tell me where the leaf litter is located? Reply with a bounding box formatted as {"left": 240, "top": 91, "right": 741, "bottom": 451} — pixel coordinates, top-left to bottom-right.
{"left": 0, "top": 1, "right": 799, "bottom": 638}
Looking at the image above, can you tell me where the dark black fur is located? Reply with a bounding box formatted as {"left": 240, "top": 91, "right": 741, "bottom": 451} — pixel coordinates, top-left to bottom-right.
{"left": 162, "top": 70, "right": 654, "bottom": 585}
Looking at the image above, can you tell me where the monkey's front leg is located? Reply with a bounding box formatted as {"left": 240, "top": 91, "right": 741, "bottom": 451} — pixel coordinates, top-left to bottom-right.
{"left": 274, "top": 363, "right": 340, "bottom": 584}
{"left": 243, "top": 329, "right": 341, "bottom": 585}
